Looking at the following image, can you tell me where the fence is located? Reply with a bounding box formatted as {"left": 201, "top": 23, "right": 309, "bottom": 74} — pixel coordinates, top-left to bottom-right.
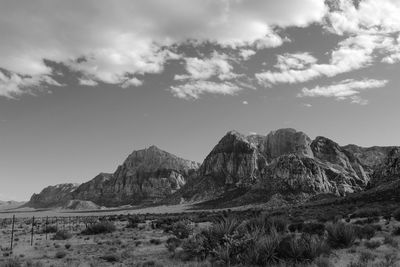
{"left": 0, "top": 214, "right": 119, "bottom": 252}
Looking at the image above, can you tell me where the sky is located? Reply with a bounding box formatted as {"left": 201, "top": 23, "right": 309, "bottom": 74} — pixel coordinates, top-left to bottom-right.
{"left": 1, "top": 0, "right": 400, "bottom": 201}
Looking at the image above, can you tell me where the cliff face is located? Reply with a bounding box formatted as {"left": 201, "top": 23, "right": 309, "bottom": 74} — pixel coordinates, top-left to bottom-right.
{"left": 176, "top": 129, "right": 373, "bottom": 204}
{"left": 72, "top": 146, "right": 199, "bottom": 206}
{"left": 27, "top": 183, "right": 79, "bottom": 208}
{"left": 26, "top": 128, "right": 400, "bottom": 209}
{"left": 371, "top": 148, "right": 400, "bottom": 187}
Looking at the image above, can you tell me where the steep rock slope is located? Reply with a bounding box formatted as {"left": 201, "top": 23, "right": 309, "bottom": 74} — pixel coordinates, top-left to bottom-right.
{"left": 72, "top": 173, "right": 113, "bottom": 204}
{"left": 85, "top": 146, "right": 199, "bottom": 206}
{"left": 27, "top": 183, "right": 79, "bottom": 208}
{"left": 371, "top": 148, "right": 400, "bottom": 187}
{"left": 176, "top": 131, "right": 267, "bottom": 201}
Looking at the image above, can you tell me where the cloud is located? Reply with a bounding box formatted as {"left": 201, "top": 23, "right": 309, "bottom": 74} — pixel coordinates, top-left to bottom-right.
{"left": 240, "top": 49, "right": 256, "bottom": 60}
{"left": 242, "top": 100, "right": 249, "bottom": 105}
{"left": 79, "top": 78, "right": 98, "bottom": 87}
{"left": 170, "top": 81, "right": 241, "bottom": 99}
{"left": 0, "top": 70, "right": 61, "bottom": 99}
{"left": 256, "top": 34, "right": 385, "bottom": 85}
{"left": 175, "top": 52, "right": 237, "bottom": 81}
{"left": 121, "top": 78, "right": 143, "bottom": 88}
{"left": 298, "top": 79, "right": 388, "bottom": 104}
{"left": 274, "top": 52, "right": 317, "bottom": 71}
{"left": 0, "top": 0, "right": 326, "bottom": 98}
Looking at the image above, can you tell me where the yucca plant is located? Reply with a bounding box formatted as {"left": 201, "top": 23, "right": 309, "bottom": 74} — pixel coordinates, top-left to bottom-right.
{"left": 326, "top": 222, "right": 356, "bottom": 248}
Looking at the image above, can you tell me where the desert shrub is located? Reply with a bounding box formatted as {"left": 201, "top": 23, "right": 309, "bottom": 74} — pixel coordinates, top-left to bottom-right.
{"left": 383, "top": 235, "right": 399, "bottom": 248}
{"left": 1, "top": 258, "right": 21, "bottom": 267}
{"left": 355, "top": 224, "right": 376, "bottom": 240}
{"left": 351, "top": 207, "right": 381, "bottom": 218}
{"left": 81, "top": 221, "right": 116, "bottom": 235}
{"left": 364, "top": 240, "right": 381, "bottom": 249}
{"left": 314, "top": 256, "right": 333, "bottom": 267}
{"left": 165, "top": 237, "right": 181, "bottom": 256}
{"left": 392, "top": 208, "right": 400, "bottom": 221}
{"left": 42, "top": 225, "right": 57, "bottom": 233}
{"left": 64, "top": 243, "right": 71, "bottom": 249}
{"left": 326, "top": 222, "right": 356, "bottom": 248}
{"left": 268, "top": 216, "right": 289, "bottom": 233}
{"left": 302, "top": 222, "right": 326, "bottom": 236}
{"left": 181, "top": 234, "right": 209, "bottom": 261}
{"left": 52, "top": 230, "right": 72, "bottom": 240}
{"left": 126, "top": 215, "right": 141, "bottom": 228}
{"left": 150, "top": 239, "right": 161, "bottom": 245}
{"left": 171, "top": 220, "right": 193, "bottom": 239}
{"left": 392, "top": 227, "right": 400, "bottom": 236}
{"left": 55, "top": 251, "right": 67, "bottom": 259}
{"left": 209, "top": 217, "right": 241, "bottom": 241}
{"left": 240, "top": 230, "right": 281, "bottom": 266}
{"left": 277, "top": 234, "right": 330, "bottom": 262}
{"left": 100, "top": 253, "right": 120, "bottom": 263}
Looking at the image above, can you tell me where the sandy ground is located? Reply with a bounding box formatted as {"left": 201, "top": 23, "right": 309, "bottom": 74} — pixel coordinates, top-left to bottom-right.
{"left": 0, "top": 204, "right": 197, "bottom": 219}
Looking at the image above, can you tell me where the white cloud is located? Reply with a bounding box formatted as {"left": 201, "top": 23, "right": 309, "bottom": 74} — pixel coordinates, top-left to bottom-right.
{"left": 79, "top": 78, "right": 98, "bottom": 87}
{"left": 0, "top": 0, "right": 326, "bottom": 97}
{"left": 274, "top": 52, "right": 317, "bottom": 71}
{"left": 240, "top": 49, "right": 256, "bottom": 60}
{"left": 170, "top": 81, "right": 241, "bottom": 99}
{"left": 242, "top": 100, "right": 249, "bottom": 105}
{"left": 0, "top": 71, "right": 61, "bottom": 99}
{"left": 256, "top": 34, "right": 385, "bottom": 85}
{"left": 298, "top": 79, "right": 388, "bottom": 104}
{"left": 121, "top": 78, "right": 143, "bottom": 88}
{"left": 175, "top": 52, "right": 237, "bottom": 81}
{"left": 302, "top": 103, "right": 312, "bottom": 108}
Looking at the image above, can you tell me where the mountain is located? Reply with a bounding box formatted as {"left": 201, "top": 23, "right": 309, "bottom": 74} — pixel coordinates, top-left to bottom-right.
{"left": 0, "top": 200, "right": 25, "bottom": 210}
{"left": 371, "top": 148, "right": 400, "bottom": 187}
{"left": 26, "top": 146, "right": 199, "bottom": 208}
{"left": 26, "top": 183, "right": 79, "bottom": 208}
{"left": 25, "top": 128, "right": 400, "bottom": 209}
{"left": 172, "top": 129, "right": 375, "bottom": 206}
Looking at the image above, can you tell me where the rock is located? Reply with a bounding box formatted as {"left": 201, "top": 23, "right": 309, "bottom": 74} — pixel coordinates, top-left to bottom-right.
{"left": 26, "top": 183, "right": 79, "bottom": 208}
{"left": 371, "top": 148, "right": 400, "bottom": 187}
{"left": 88, "top": 145, "right": 199, "bottom": 206}
{"left": 263, "top": 128, "right": 314, "bottom": 160}
{"left": 72, "top": 173, "right": 113, "bottom": 205}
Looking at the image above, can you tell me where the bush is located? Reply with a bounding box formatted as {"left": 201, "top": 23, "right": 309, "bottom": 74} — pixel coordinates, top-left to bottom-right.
{"left": 393, "top": 227, "right": 400, "bottom": 236}
{"left": 302, "top": 222, "right": 326, "bottom": 236}
{"left": 181, "top": 234, "right": 208, "bottom": 261}
{"left": 171, "top": 220, "right": 193, "bottom": 239}
{"left": 392, "top": 208, "right": 400, "bottom": 221}
{"left": 150, "top": 239, "right": 161, "bottom": 245}
{"left": 165, "top": 237, "right": 181, "bottom": 256}
{"left": 43, "top": 225, "right": 57, "bottom": 233}
{"left": 364, "top": 240, "right": 381, "bottom": 249}
{"left": 326, "top": 222, "right": 356, "bottom": 248}
{"left": 126, "top": 215, "right": 141, "bottom": 228}
{"left": 55, "top": 251, "right": 67, "bottom": 259}
{"left": 351, "top": 208, "right": 381, "bottom": 218}
{"left": 383, "top": 235, "right": 399, "bottom": 248}
{"left": 52, "top": 230, "right": 72, "bottom": 240}
{"left": 81, "top": 221, "right": 116, "bottom": 235}
{"left": 100, "top": 253, "right": 120, "bottom": 262}
{"left": 355, "top": 224, "right": 376, "bottom": 240}
{"left": 1, "top": 258, "right": 21, "bottom": 267}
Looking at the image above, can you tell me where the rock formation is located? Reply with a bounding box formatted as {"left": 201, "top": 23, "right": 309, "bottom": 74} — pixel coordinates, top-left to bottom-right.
{"left": 27, "top": 183, "right": 79, "bottom": 208}
{"left": 371, "top": 148, "right": 400, "bottom": 187}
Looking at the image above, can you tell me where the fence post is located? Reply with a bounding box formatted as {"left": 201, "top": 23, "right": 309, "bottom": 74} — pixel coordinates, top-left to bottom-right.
{"left": 30, "top": 216, "right": 35, "bottom": 246}
{"left": 10, "top": 215, "right": 15, "bottom": 250}
{"left": 45, "top": 216, "right": 48, "bottom": 240}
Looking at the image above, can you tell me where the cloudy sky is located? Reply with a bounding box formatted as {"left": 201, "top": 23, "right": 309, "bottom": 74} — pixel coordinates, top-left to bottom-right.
{"left": 1, "top": 0, "right": 400, "bottom": 201}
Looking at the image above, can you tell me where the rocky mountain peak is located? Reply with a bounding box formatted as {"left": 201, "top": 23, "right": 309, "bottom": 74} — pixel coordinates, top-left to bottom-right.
{"left": 264, "top": 128, "right": 314, "bottom": 159}
{"left": 371, "top": 147, "right": 400, "bottom": 187}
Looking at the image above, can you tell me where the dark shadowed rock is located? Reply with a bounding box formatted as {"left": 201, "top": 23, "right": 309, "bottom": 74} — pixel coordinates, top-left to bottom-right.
{"left": 26, "top": 183, "right": 79, "bottom": 208}
{"left": 371, "top": 148, "right": 400, "bottom": 187}
{"left": 264, "top": 128, "right": 314, "bottom": 160}
{"left": 72, "top": 173, "right": 113, "bottom": 204}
